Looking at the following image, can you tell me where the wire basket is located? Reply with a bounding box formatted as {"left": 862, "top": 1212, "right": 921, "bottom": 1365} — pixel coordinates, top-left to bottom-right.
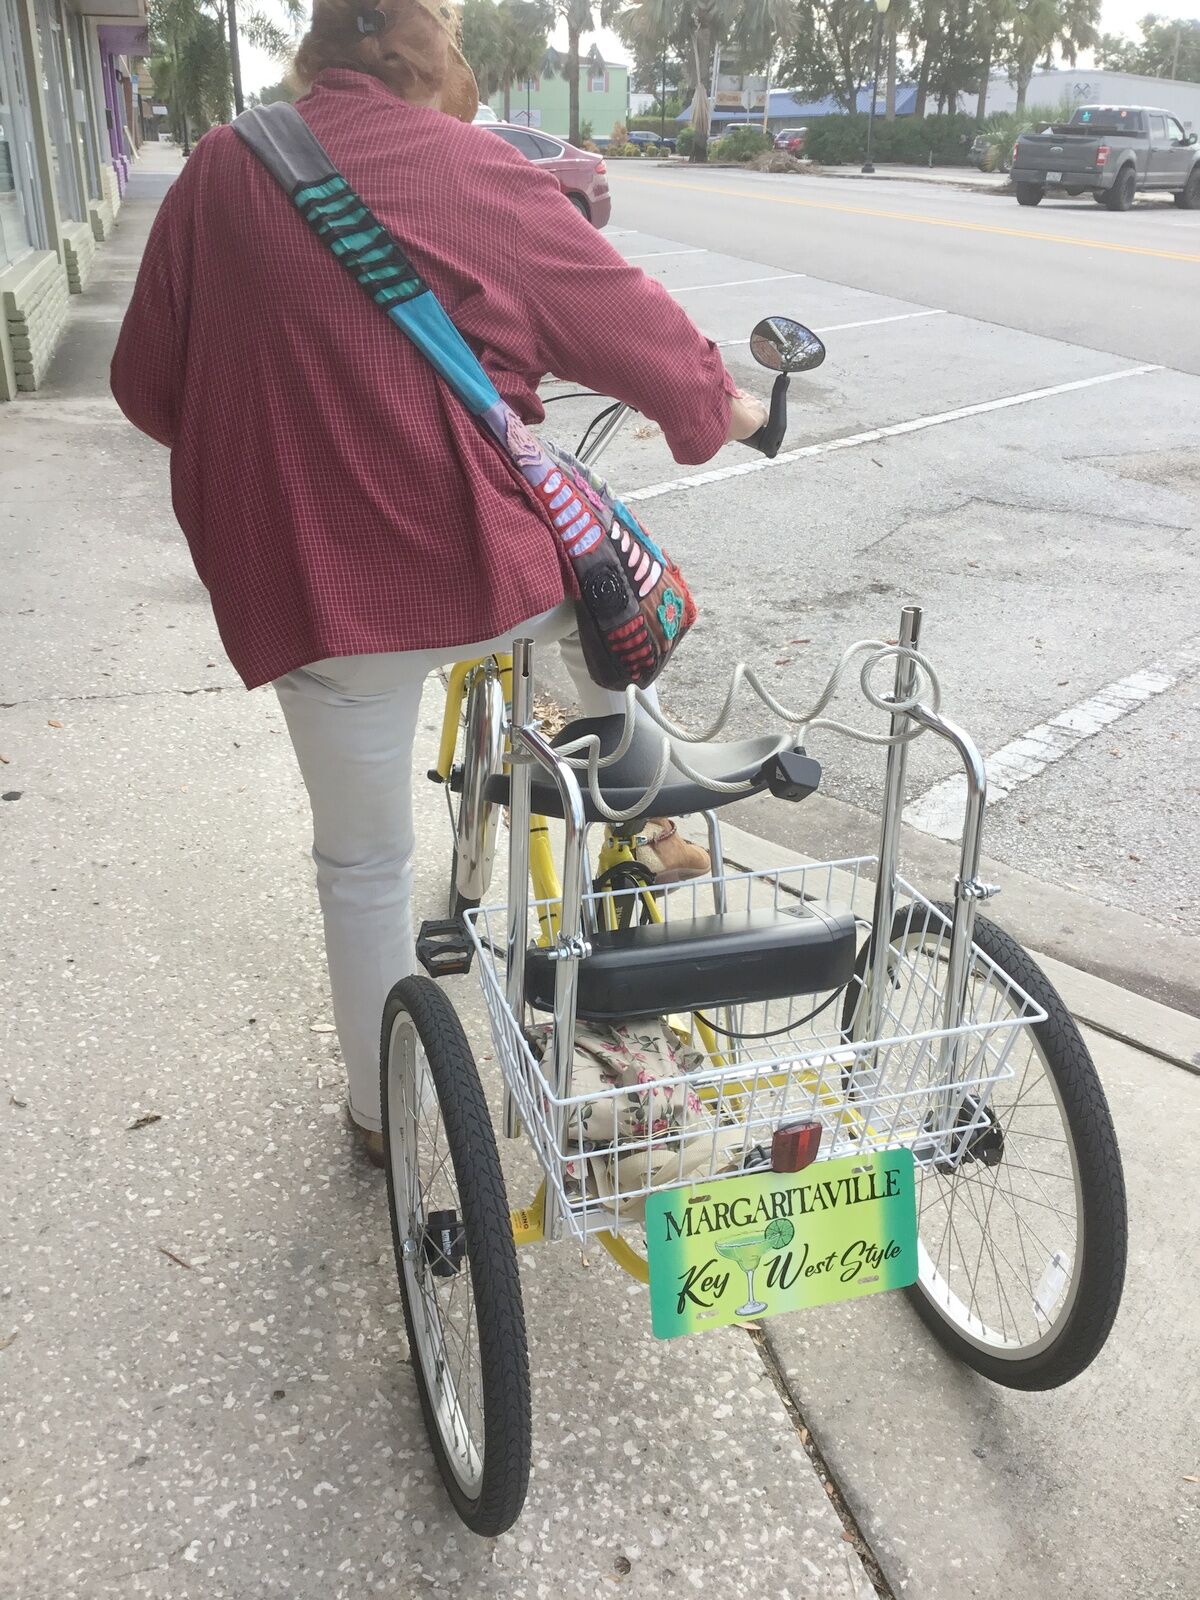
{"left": 466, "top": 859, "right": 1047, "bottom": 1244}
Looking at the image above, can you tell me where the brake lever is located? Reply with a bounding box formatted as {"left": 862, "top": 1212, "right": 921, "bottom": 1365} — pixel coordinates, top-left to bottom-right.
{"left": 742, "top": 372, "right": 790, "bottom": 459}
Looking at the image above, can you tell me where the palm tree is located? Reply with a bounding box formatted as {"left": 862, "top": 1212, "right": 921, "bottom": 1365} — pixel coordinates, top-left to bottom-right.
{"left": 1007, "top": 0, "right": 1099, "bottom": 110}
{"left": 556, "top": 0, "right": 623, "bottom": 146}
{"left": 735, "top": 0, "right": 800, "bottom": 130}
{"left": 496, "top": 0, "right": 554, "bottom": 121}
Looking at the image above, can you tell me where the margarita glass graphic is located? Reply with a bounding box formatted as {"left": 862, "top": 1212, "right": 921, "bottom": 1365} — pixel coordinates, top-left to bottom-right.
{"left": 715, "top": 1219, "right": 795, "bottom": 1317}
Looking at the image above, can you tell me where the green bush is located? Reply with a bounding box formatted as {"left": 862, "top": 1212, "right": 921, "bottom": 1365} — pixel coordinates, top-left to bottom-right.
{"left": 802, "top": 113, "right": 976, "bottom": 167}
{"left": 676, "top": 125, "right": 696, "bottom": 157}
{"left": 621, "top": 143, "right": 642, "bottom": 157}
{"left": 715, "top": 126, "right": 773, "bottom": 162}
{"left": 579, "top": 119, "right": 593, "bottom": 144}
{"left": 610, "top": 120, "right": 628, "bottom": 147}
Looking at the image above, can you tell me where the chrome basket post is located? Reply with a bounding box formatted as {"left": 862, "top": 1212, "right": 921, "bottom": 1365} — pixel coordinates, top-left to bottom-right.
{"left": 867, "top": 605, "right": 921, "bottom": 1041}
{"left": 502, "top": 638, "right": 590, "bottom": 1240}
{"left": 502, "top": 640, "right": 535, "bottom": 1140}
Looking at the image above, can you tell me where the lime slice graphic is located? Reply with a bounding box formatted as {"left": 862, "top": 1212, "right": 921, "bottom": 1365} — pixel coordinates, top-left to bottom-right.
{"left": 764, "top": 1217, "right": 794, "bottom": 1251}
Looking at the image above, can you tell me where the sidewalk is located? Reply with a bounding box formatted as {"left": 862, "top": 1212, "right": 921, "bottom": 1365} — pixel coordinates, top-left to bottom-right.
{"left": 813, "top": 163, "right": 1008, "bottom": 191}
{"left": 3, "top": 142, "right": 1197, "bottom": 1600}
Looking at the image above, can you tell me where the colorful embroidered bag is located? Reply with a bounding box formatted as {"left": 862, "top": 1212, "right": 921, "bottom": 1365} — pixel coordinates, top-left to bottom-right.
{"left": 234, "top": 103, "right": 697, "bottom": 691}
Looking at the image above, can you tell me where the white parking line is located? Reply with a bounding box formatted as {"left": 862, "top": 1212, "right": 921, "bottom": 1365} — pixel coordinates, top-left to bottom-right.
{"left": 905, "top": 637, "right": 1200, "bottom": 839}
{"left": 623, "top": 248, "right": 709, "bottom": 261}
{"left": 621, "top": 364, "right": 1162, "bottom": 505}
{"left": 717, "top": 309, "right": 947, "bottom": 346}
{"left": 668, "top": 273, "right": 807, "bottom": 293}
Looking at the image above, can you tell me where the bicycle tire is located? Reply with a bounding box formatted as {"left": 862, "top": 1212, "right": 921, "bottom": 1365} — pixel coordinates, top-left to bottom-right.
{"left": 381, "top": 976, "right": 531, "bottom": 1533}
{"left": 844, "top": 902, "right": 1126, "bottom": 1390}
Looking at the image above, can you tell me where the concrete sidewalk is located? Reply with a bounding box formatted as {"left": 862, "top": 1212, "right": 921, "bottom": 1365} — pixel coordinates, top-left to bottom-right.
{"left": 3, "top": 140, "right": 1197, "bottom": 1600}
{"left": 813, "top": 163, "right": 1007, "bottom": 191}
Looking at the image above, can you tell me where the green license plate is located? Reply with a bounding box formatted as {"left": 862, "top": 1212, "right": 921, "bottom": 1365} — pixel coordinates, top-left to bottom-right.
{"left": 644, "top": 1149, "right": 917, "bottom": 1340}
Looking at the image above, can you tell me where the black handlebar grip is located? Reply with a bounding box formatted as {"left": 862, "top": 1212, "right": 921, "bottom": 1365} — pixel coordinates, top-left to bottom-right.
{"left": 741, "top": 372, "right": 790, "bottom": 459}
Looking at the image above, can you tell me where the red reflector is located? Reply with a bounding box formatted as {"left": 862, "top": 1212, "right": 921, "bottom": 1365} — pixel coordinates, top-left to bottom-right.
{"left": 1096, "top": 144, "right": 1109, "bottom": 166}
{"left": 595, "top": 159, "right": 607, "bottom": 174}
{"left": 771, "top": 1120, "right": 822, "bottom": 1173}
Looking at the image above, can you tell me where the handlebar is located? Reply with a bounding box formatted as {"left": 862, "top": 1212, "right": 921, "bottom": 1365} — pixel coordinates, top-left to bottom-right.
{"left": 741, "top": 372, "right": 790, "bottom": 459}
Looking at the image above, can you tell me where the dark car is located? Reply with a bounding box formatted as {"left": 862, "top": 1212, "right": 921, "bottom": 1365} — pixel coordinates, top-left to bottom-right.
{"left": 773, "top": 126, "right": 807, "bottom": 155}
{"left": 628, "top": 130, "right": 674, "bottom": 153}
{"left": 486, "top": 124, "right": 611, "bottom": 227}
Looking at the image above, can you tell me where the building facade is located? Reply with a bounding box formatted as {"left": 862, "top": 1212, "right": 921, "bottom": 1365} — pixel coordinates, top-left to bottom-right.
{"left": 982, "top": 68, "right": 1200, "bottom": 133}
{"left": 0, "top": 0, "right": 145, "bottom": 400}
{"left": 493, "top": 56, "right": 629, "bottom": 142}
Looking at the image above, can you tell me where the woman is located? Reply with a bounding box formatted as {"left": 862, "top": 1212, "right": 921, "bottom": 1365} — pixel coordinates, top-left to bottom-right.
{"left": 110, "top": 0, "right": 767, "bottom": 1162}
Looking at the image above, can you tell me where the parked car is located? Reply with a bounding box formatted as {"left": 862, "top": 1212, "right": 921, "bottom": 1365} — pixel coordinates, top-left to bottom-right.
{"left": 773, "top": 127, "right": 808, "bottom": 155}
{"left": 721, "top": 122, "right": 764, "bottom": 139}
{"left": 485, "top": 124, "right": 611, "bottom": 227}
{"left": 472, "top": 105, "right": 500, "bottom": 125}
{"left": 628, "top": 130, "right": 675, "bottom": 153}
{"left": 1011, "top": 104, "right": 1200, "bottom": 210}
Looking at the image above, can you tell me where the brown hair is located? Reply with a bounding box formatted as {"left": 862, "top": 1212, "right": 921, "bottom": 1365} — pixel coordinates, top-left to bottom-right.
{"left": 293, "top": 0, "right": 450, "bottom": 103}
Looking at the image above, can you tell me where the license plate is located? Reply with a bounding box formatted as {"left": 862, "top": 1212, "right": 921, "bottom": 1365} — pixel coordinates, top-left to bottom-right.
{"left": 1046, "top": 170, "right": 1062, "bottom": 183}
{"left": 644, "top": 1149, "right": 917, "bottom": 1340}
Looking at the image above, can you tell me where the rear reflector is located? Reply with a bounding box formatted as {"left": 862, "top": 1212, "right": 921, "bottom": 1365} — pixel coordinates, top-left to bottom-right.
{"left": 1096, "top": 144, "right": 1110, "bottom": 166}
{"left": 771, "top": 1119, "right": 822, "bottom": 1173}
{"left": 595, "top": 159, "right": 607, "bottom": 174}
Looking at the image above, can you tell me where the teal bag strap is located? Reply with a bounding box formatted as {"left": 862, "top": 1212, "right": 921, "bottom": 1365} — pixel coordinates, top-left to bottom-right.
{"left": 234, "top": 103, "right": 500, "bottom": 417}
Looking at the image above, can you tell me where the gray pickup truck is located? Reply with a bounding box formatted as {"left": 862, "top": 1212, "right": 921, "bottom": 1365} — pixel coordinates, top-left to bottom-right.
{"left": 1011, "top": 104, "right": 1200, "bottom": 210}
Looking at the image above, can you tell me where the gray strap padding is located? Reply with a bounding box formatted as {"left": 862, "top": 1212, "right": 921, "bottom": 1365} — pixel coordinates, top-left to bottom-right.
{"left": 233, "top": 102, "right": 338, "bottom": 192}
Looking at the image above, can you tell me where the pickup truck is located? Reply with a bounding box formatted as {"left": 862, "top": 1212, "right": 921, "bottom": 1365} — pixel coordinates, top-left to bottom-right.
{"left": 1011, "top": 104, "right": 1200, "bottom": 210}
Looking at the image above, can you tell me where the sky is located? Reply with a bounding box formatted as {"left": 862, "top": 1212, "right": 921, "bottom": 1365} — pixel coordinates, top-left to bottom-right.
{"left": 238, "top": 2, "right": 1195, "bottom": 98}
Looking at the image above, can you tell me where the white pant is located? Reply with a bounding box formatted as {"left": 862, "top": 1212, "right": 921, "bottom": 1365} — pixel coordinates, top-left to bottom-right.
{"left": 274, "top": 602, "right": 632, "bottom": 1131}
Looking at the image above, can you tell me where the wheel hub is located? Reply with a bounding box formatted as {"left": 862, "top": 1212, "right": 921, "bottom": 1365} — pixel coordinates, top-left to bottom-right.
{"left": 423, "top": 1209, "right": 466, "bottom": 1278}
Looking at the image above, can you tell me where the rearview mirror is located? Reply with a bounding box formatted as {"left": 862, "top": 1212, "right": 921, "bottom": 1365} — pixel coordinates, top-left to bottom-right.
{"left": 750, "top": 317, "right": 826, "bottom": 374}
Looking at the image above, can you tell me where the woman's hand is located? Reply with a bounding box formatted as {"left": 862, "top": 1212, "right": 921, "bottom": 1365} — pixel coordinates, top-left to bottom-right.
{"left": 726, "top": 387, "right": 770, "bottom": 443}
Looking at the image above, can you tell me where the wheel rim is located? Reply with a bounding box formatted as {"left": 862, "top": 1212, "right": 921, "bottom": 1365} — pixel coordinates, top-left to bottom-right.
{"left": 865, "top": 927, "right": 1086, "bottom": 1360}
{"left": 386, "top": 1013, "right": 485, "bottom": 1495}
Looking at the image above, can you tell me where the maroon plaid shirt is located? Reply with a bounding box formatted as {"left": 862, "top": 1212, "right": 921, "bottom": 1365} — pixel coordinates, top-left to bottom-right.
{"left": 111, "top": 70, "right": 735, "bottom": 689}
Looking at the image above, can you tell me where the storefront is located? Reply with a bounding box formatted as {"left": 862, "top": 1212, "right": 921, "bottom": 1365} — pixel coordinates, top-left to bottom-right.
{"left": 0, "top": 0, "right": 44, "bottom": 270}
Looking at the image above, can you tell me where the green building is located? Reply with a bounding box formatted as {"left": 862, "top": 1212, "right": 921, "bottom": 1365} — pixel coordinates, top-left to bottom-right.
{"left": 494, "top": 51, "right": 629, "bottom": 142}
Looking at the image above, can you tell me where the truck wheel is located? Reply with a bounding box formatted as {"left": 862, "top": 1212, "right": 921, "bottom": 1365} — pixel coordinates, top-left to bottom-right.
{"left": 1174, "top": 169, "right": 1200, "bottom": 209}
{"left": 1103, "top": 167, "right": 1136, "bottom": 211}
{"left": 1015, "top": 182, "right": 1043, "bottom": 207}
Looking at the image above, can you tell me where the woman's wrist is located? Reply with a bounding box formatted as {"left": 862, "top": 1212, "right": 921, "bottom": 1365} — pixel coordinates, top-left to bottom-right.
{"left": 726, "top": 388, "right": 770, "bottom": 443}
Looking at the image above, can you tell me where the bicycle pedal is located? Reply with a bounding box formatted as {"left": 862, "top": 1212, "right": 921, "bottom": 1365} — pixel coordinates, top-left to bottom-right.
{"left": 416, "top": 918, "right": 475, "bottom": 979}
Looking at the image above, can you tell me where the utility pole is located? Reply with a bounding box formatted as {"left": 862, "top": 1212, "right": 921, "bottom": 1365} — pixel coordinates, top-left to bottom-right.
{"left": 227, "top": 0, "right": 245, "bottom": 117}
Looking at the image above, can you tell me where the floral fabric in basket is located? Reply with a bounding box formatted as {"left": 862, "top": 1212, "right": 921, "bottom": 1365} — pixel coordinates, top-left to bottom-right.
{"left": 526, "top": 1018, "right": 747, "bottom": 1214}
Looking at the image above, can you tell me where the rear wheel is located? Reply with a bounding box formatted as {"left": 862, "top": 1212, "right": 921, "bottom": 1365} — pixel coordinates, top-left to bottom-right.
{"left": 843, "top": 902, "right": 1127, "bottom": 1390}
{"left": 1103, "top": 167, "right": 1136, "bottom": 210}
{"left": 1174, "top": 168, "right": 1200, "bottom": 208}
{"left": 567, "top": 192, "right": 590, "bottom": 219}
{"left": 381, "top": 977, "right": 531, "bottom": 1534}
{"left": 1015, "top": 182, "right": 1043, "bottom": 206}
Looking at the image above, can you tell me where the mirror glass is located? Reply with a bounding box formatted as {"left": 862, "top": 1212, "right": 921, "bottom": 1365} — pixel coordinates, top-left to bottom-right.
{"left": 750, "top": 317, "right": 826, "bottom": 374}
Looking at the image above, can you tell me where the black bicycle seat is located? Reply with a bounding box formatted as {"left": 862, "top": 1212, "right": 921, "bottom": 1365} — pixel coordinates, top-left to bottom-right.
{"left": 483, "top": 710, "right": 818, "bottom": 824}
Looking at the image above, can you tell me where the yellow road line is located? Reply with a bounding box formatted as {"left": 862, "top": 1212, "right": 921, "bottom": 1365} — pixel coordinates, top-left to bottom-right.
{"left": 620, "top": 174, "right": 1200, "bottom": 265}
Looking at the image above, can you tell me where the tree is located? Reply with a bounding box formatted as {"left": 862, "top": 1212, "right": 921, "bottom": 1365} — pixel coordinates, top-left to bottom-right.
{"left": 779, "top": 0, "right": 877, "bottom": 111}
{"left": 1097, "top": 15, "right": 1200, "bottom": 81}
{"left": 1006, "top": 0, "right": 1099, "bottom": 110}
{"left": 496, "top": 0, "right": 554, "bottom": 121}
{"left": 735, "top": 0, "right": 801, "bottom": 127}
{"left": 148, "top": 0, "right": 298, "bottom": 144}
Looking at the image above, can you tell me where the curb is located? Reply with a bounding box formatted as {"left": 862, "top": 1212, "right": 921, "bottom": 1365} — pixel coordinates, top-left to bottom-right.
{"left": 683, "top": 814, "right": 1200, "bottom": 1076}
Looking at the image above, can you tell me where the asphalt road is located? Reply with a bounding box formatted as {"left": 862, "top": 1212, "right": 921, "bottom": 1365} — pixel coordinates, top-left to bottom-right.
{"left": 607, "top": 165, "right": 1200, "bottom": 373}
{"left": 534, "top": 168, "right": 1200, "bottom": 996}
